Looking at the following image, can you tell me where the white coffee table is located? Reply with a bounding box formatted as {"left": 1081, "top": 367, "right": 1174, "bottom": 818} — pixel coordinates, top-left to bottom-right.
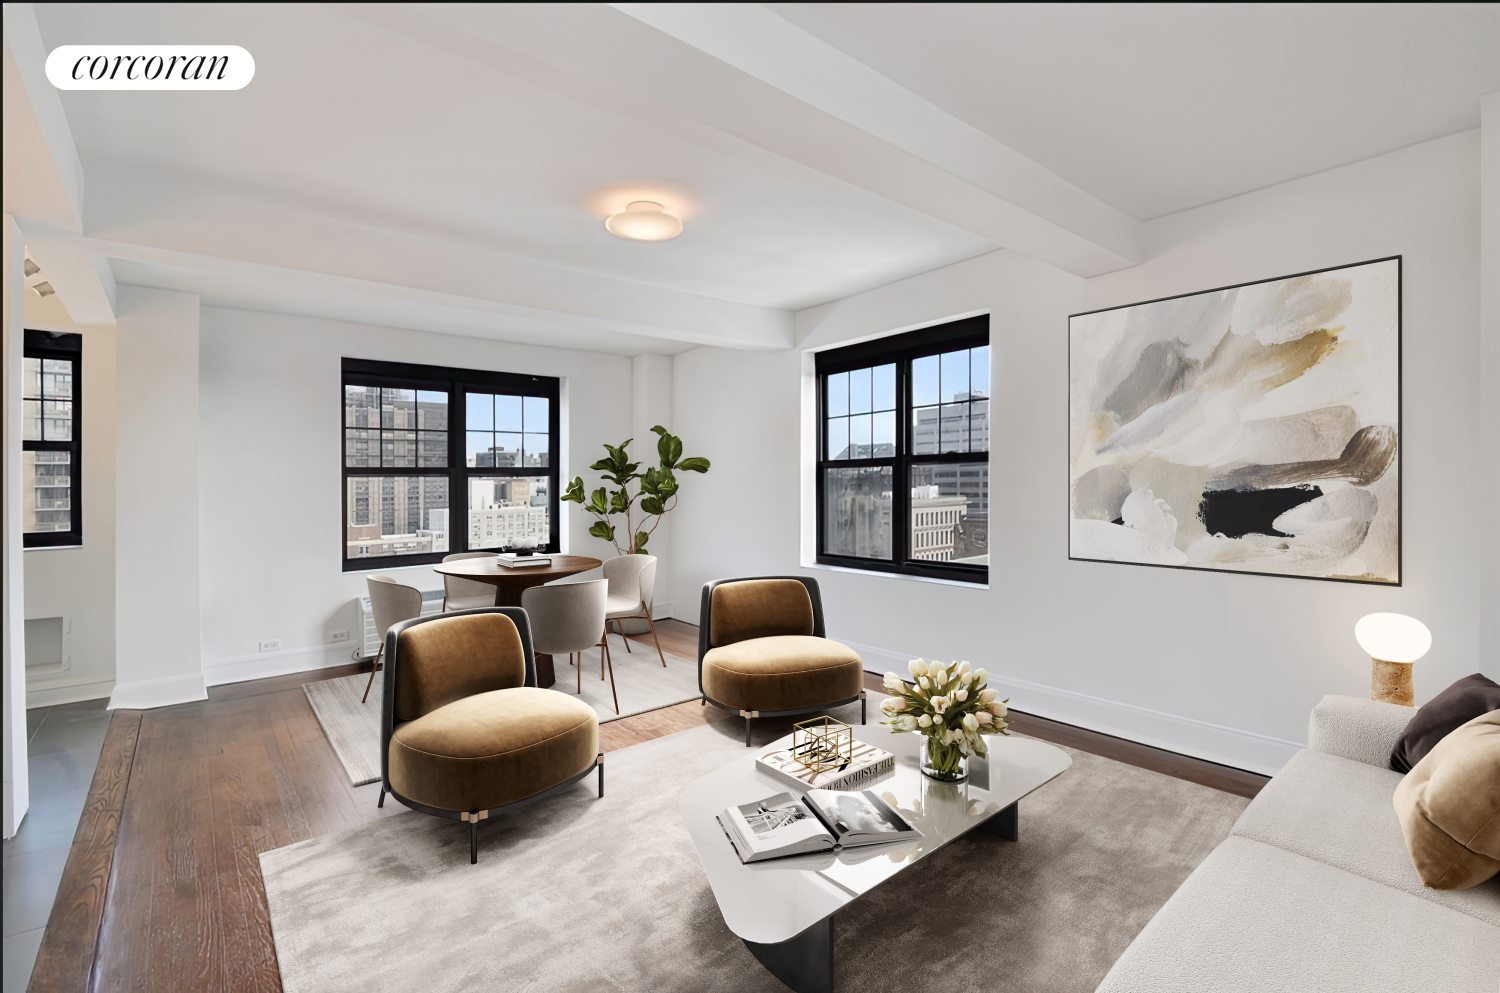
{"left": 680, "top": 724, "right": 1072, "bottom": 993}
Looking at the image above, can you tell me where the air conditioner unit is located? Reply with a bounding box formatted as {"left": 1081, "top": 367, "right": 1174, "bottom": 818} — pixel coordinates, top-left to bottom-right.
{"left": 356, "top": 590, "right": 446, "bottom": 659}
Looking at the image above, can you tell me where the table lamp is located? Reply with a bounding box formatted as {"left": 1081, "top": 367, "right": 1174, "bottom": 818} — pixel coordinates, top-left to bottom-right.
{"left": 1354, "top": 613, "right": 1431, "bottom": 707}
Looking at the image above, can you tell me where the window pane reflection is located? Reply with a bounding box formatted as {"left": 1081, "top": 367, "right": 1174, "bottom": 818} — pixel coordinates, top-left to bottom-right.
{"left": 22, "top": 451, "right": 71, "bottom": 533}
{"left": 468, "top": 476, "right": 550, "bottom": 550}
{"left": 345, "top": 476, "right": 450, "bottom": 558}
{"left": 910, "top": 462, "right": 987, "bottom": 565}
{"left": 824, "top": 466, "right": 892, "bottom": 560}
{"left": 827, "top": 372, "right": 848, "bottom": 417}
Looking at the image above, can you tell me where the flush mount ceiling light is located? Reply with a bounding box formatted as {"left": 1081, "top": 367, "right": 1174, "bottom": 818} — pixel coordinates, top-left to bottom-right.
{"left": 605, "top": 201, "right": 683, "bottom": 242}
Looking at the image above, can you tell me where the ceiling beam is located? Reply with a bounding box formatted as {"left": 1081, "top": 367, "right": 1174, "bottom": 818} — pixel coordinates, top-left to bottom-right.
{"left": 611, "top": 3, "right": 1141, "bottom": 274}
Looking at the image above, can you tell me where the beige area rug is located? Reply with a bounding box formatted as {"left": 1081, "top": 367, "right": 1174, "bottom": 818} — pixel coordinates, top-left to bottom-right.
{"left": 303, "top": 642, "right": 704, "bottom": 786}
{"left": 261, "top": 703, "right": 1250, "bottom": 993}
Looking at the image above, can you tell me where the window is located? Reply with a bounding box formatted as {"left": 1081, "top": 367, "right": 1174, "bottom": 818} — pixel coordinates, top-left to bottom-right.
{"left": 816, "top": 316, "right": 988, "bottom": 583}
{"left": 341, "top": 359, "right": 560, "bottom": 570}
{"left": 22, "top": 330, "right": 82, "bottom": 548}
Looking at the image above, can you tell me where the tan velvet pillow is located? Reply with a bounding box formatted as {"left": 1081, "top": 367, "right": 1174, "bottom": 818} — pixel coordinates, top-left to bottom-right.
{"left": 709, "top": 580, "right": 814, "bottom": 647}
{"left": 1393, "top": 710, "right": 1500, "bottom": 890}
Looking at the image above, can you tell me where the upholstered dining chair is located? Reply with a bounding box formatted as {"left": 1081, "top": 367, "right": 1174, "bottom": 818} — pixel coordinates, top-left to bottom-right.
{"left": 697, "top": 576, "right": 865, "bottom": 746}
{"left": 378, "top": 607, "right": 602, "bottom": 864}
{"left": 521, "top": 579, "right": 617, "bottom": 713}
{"left": 440, "top": 551, "right": 497, "bottom": 611}
{"left": 602, "top": 554, "right": 666, "bottom": 667}
{"left": 363, "top": 575, "right": 423, "bottom": 703}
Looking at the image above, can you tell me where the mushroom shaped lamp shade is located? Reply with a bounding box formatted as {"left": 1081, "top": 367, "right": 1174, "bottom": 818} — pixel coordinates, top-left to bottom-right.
{"left": 604, "top": 201, "right": 683, "bottom": 242}
{"left": 1355, "top": 613, "right": 1431, "bottom": 707}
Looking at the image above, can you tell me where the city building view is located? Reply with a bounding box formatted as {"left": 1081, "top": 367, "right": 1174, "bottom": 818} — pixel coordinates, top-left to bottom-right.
{"left": 21, "top": 355, "right": 75, "bottom": 534}
{"left": 468, "top": 476, "right": 550, "bottom": 549}
{"left": 823, "top": 346, "right": 989, "bottom": 566}
{"left": 343, "top": 386, "right": 553, "bottom": 558}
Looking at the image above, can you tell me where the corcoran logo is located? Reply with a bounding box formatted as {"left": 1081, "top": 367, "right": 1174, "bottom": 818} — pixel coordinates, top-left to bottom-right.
{"left": 45, "top": 46, "right": 254, "bottom": 90}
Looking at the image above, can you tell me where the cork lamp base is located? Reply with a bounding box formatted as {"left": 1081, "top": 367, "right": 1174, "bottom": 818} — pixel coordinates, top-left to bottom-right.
{"left": 1370, "top": 658, "right": 1414, "bottom": 707}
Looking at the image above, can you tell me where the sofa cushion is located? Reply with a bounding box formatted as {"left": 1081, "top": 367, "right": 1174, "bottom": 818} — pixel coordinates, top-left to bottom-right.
{"left": 1390, "top": 673, "right": 1500, "bottom": 773}
{"left": 1094, "top": 836, "right": 1500, "bottom": 993}
{"left": 1394, "top": 710, "right": 1500, "bottom": 890}
{"left": 389, "top": 687, "right": 597, "bottom": 812}
{"left": 1230, "top": 747, "right": 1500, "bottom": 925}
{"left": 701, "top": 635, "right": 861, "bottom": 712}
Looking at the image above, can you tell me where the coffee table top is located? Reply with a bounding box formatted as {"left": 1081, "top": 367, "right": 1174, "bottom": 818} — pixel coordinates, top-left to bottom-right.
{"left": 680, "top": 723, "right": 1071, "bottom": 945}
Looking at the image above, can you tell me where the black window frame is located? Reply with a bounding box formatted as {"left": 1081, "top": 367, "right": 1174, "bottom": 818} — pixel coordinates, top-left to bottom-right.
{"left": 341, "top": 357, "right": 561, "bottom": 572}
{"left": 22, "top": 329, "right": 83, "bottom": 549}
{"left": 815, "top": 315, "right": 989, "bottom": 584}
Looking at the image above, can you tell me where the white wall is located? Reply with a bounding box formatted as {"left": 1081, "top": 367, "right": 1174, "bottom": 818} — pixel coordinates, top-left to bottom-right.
{"left": 110, "top": 286, "right": 205, "bottom": 709}
{"left": 23, "top": 321, "right": 117, "bottom": 707}
{"left": 1480, "top": 93, "right": 1499, "bottom": 670}
{"left": 195, "top": 308, "right": 636, "bottom": 684}
{"left": 3, "top": 214, "right": 29, "bottom": 838}
{"left": 673, "top": 130, "right": 1490, "bottom": 775}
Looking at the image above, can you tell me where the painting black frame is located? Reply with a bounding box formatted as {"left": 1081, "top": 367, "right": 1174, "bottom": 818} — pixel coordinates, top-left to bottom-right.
{"left": 1067, "top": 255, "right": 1402, "bottom": 586}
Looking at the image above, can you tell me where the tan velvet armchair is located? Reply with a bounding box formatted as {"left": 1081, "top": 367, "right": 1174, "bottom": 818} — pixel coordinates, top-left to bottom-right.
{"left": 697, "top": 576, "right": 865, "bottom": 745}
{"left": 379, "top": 607, "right": 602, "bottom": 863}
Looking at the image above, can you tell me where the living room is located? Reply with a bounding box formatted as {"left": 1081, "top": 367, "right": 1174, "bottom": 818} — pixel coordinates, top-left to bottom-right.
{"left": 3, "top": 4, "right": 1497, "bottom": 992}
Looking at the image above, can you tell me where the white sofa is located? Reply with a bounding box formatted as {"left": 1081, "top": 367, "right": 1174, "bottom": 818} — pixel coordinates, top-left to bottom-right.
{"left": 1096, "top": 695, "right": 1500, "bottom": 992}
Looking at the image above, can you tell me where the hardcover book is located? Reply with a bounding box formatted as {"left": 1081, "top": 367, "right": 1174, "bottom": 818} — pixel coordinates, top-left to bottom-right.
{"left": 717, "top": 790, "right": 920, "bottom": 864}
{"left": 496, "top": 553, "right": 551, "bottom": 567}
{"left": 755, "top": 740, "right": 895, "bottom": 793}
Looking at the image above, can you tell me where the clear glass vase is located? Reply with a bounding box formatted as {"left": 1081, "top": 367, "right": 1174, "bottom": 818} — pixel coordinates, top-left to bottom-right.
{"left": 919, "top": 737, "right": 969, "bottom": 782}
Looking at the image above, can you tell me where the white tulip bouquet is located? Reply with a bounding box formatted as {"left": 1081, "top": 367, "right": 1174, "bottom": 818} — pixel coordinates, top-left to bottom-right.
{"left": 878, "top": 659, "right": 1011, "bottom": 779}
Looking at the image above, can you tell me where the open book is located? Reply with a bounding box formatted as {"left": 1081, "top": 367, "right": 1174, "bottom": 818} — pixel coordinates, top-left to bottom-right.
{"left": 717, "top": 790, "right": 921, "bottom": 864}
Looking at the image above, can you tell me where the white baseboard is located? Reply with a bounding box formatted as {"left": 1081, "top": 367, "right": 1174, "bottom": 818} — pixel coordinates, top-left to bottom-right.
{"left": 108, "top": 671, "right": 208, "bottom": 710}
{"left": 832, "top": 636, "right": 1304, "bottom": 777}
{"left": 26, "top": 676, "right": 115, "bottom": 709}
{"left": 202, "top": 643, "right": 362, "bottom": 687}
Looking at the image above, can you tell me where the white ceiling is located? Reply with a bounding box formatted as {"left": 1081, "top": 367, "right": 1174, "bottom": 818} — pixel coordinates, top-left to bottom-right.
{"left": 770, "top": 3, "right": 1500, "bottom": 220}
{"left": 14, "top": 3, "right": 1499, "bottom": 354}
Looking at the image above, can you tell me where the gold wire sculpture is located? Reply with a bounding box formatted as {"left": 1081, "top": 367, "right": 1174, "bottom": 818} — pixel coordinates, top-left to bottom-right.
{"left": 791, "top": 717, "right": 854, "bottom": 775}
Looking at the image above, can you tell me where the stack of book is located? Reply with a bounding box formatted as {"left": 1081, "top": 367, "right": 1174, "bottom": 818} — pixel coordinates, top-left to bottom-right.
{"left": 755, "top": 739, "right": 896, "bottom": 792}
{"left": 496, "top": 552, "right": 552, "bottom": 568}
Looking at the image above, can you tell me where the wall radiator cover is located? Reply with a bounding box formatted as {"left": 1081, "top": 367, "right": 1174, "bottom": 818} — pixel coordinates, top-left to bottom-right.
{"left": 357, "top": 590, "right": 445, "bottom": 658}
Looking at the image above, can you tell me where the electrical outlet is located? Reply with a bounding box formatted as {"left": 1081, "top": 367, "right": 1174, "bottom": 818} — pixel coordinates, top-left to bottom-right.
{"left": 328, "top": 630, "right": 350, "bottom": 644}
{"left": 258, "top": 639, "right": 281, "bottom": 653}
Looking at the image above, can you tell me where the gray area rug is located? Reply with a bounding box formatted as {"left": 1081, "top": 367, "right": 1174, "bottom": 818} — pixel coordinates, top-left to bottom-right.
{"left": 262, "top": 703, "right": 1249, "bottom": 993}
{"left": 303, "top": 640, "right": 703, "bottom": 786}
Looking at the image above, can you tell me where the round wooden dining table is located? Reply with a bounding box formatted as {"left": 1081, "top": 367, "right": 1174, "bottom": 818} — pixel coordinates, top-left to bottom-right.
{"left": 433, "top": 554, "right": 602, "bottom": 689}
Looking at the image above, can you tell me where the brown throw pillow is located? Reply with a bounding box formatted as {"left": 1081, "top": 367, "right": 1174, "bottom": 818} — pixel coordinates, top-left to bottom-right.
{"left": 1392, "top": 711, "right": 1500, "bottom": 890}
{"left": 1389, "top": 673, "right": 1500, "bottom": 773}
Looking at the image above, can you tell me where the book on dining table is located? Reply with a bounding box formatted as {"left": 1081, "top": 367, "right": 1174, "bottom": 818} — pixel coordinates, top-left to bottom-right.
{"left": 495, "top": 552, "right": 551, "bottom": 567}
{"left": 716, "top": 789, "right": 921, "bottom": 864}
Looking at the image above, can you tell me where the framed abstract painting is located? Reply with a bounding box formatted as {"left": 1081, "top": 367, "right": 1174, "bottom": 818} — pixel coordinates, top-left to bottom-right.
{"left": 1068, "top": 256, "right": 1400, "bottom": 585}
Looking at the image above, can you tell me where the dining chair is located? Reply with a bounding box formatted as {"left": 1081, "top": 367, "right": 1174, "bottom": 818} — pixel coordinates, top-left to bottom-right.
{"left": 602, "top": 554, "right": 666, "bottom": 667}
{"left": 440, "top": 551, "right": 497, "bottom": 611}
{"left": 522, "top": 579, "right": 618, "bottom": 713}
{"left": 364, "top": 575, "right": 424, "bottom": 703}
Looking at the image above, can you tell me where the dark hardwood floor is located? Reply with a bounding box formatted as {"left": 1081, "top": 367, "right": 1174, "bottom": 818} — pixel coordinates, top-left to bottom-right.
{"left": 31, "top": 617, "right": 1266, "bottom": 992}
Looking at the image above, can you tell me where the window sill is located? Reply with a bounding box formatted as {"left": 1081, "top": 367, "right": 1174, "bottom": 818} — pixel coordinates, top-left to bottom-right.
{"left": 804, "top": 561, "right": 989, "bottom": 591}
{"left": 24, "top": 542, "right": 84, "bottom": 552}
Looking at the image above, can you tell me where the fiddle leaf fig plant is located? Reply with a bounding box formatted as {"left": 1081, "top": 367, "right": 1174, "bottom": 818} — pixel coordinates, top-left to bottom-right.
{"left": 562, "top": 426, "right": 710, "bottom": 555}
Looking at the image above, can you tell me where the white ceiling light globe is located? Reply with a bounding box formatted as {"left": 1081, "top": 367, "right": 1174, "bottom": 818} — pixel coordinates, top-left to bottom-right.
{"left": 605, "top": 201, "right": 683, "bottom": 241}
{"left": 1354, "top": 613, "right": 1432, "bottom": 664}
